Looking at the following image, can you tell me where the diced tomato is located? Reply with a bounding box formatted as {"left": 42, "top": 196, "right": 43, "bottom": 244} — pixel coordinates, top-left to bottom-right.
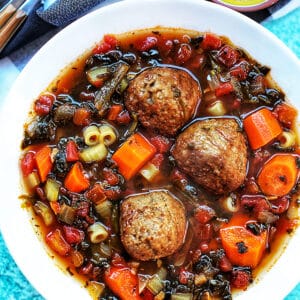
{"left": 229, "top": 66, "right": 248, "bottom": 80}
{"left": 149, "top": 135, "right": 171, "bottom": 153}
{"left": 103, "top": 168, "right": 119, "bottom": 185}
{"left": 215, "top": 82, "right": 234, "bottom": 97}
{"left": 93, "top": 34, "right": 117, "bottom": 54}
{"left": 21, "top": 151, "right": 36, "bottom": 176}
{"left": 111, "top": 253, "right": 127, "bottom": 268}
{"left": 198, "top": 239, "right": 219, "bottom": 253}
{"left": 241, "top": 195, "right": 270, "bottom": 215}
{"left": 179, "top": 268, "right": 193, "bottom": 284}
{"left": 104, "top": 187, "right": 122, "bottom": 201}
{"left": 116, "top": 110, "right": 131, "bottom": 125}
{"left": 273, "top": 103, "right": 298, "bottom": 129}
{"left": 171, "top": 168, "right": 188, "bottom": 183}
{"left": 270, "top": 195, "right": 290, "bottom": 214}
{"left": 217, "top": 45, "right": 239, "bottom": 67}
{"left": 150, "top": 153, "right": 164, "bottom": 168}
{"left": 63, "top": 226, "right": 85, "bottom": 244}
{"left": 135, "top": 36, "right": 158, "bottom": 52}
{"left": 194, "top": 223, "right": 213, "bottom": 241}
{"left": 85, "top": 184, "right": 106, "bottom": 204}
{"left": 201, "top": 32, "right": 222, "bottom": 50}
{"left": 141, "top": 288, "right": 154, "bottom": 300}
{"left": 157, "top": 38, "right": 173, "bottom": 55}
{"left": 219, "top": 256, "right": 233, "bottom": 272}
{"left": 232, "top": 98, "right": 241, "bottom": 110}
{"left": 194, "top": 205, "right": 216, "bottom": 224}
{"left": 231, "top": 269, "right": 251, "bottom": 290}
{"left": 79, "top": 262, "right": 93, "bottom": 275}
{"left": 34, "top": 93, "right": 55, "bottom": 116}
{"left": 46, "top": 228, "right": 71, "bottom": 256}
{"left": 104, "top": 35, "right": 117, "bottom": 47}
{"left": 174, "top": 43, "right": 192, "bottom": 65}
{"left": 66, "top": 140, "right": 79, "bottom": 162}
{"left": 186, "top": 54, "right": 205, "bottom": 69}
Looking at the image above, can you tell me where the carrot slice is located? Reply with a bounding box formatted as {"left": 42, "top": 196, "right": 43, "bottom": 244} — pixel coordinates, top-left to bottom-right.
{"left": 107, "top": 104, "right": 123, "bottom": 121}
{"left": 112, "top": 133, "right": 156, "bottom": 180}
{"left": 35, "top": 146, "right": 52, "bottom": 182}
{"left": 243, "top": 108, "right": 282, "bottom": 150}
{"left": 104, "top": 266, "right": 142, "bottom": 300}
{"left": 220, "top": 214, "right": 267, "bottom": 268}
{"left": 64, "top": 162, "right": 90, "bottom": 193}
{"left": 257, "top": 154, "right": 299, "bottom": 196}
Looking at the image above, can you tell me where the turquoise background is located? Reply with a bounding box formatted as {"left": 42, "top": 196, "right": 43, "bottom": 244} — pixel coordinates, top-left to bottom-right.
{"left": 0, "top": 6, "right": 299, "bottom": 300}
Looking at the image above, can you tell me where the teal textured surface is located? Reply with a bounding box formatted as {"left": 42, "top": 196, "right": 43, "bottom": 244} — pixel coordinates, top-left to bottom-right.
{"left": 264, "top": 7, "right": 300, "bottom": 58}
{"left": 0, "top": 7, "right": 300, "bottom": 300}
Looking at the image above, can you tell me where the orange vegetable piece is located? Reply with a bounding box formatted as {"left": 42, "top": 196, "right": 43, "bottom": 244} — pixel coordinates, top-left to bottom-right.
{"left": 112, "top": 133, "right": 156, "bottom": 180}
{"left": 220, "top": 214, "right": 267, "bottom": 268}
{"left": 243, "top": 108, "right": 282, "bottom": 150}
{"left": 107, "top": 104, "right": 123, "bottom": 121}
{"left": 46, "top": 228, "right": 71, "bottom": 256}
{"left": 73, "top": 108, "right": 91, "bottom": 126}
{"left": 104, "top": 266, "right": 142, "bottom": 300}
{"left": 257, "top": 154, "right": 299, "bottom": 196}
{"left": 35, "top": 146, "right": 52, "bottom": 182}
{"left": 273, "top": 103, "right": 298, "bottom": 128}
{"left": 64, "top": 162, "right": 90, "bottom": 193}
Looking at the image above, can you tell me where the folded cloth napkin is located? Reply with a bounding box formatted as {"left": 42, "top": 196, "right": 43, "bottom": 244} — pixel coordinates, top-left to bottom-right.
{"left": 0, "top": 0, "right": 106, "bottom": 57}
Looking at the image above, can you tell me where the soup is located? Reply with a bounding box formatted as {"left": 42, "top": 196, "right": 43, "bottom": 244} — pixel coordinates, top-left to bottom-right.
{"left": 20, "top": 28, "right": 299, "bottom": 299}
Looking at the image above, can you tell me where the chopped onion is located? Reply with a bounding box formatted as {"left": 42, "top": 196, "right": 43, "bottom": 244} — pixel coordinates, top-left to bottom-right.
{"left": 206, "top": 70, "right": 220, "bottom": 90}
{"left": 139, "top": 162, "right": 160, "bottom": 182}
{"left": 23, "top": 171, "right": 40, "bottom": 195}
{"left": 138, "top": 274, "right": 149, "bottom": 294}
{"left": 87, "top": 281, "right": 105, "bottom": 299}
{"left": 207, "top": 101, "right": 226, "bottom": 116}
{"left": 286, "top": 196, "right": 300, "bottom": 220}
{"left": 147, "top": 274, "right": 164, "bottom": 295}
{"left": 171, "top": 293, "right": 193, "bottom": 300}
{"left": 70, "top": 250, "right": 84, "bottom": 267}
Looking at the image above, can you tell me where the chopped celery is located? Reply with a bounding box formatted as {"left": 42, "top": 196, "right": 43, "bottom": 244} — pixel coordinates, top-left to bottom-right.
{"left": 45, "top": 178, "right": 60, "bottom": 202}
{"left": 33, "top": 201, "right": 54, "bottom": 226}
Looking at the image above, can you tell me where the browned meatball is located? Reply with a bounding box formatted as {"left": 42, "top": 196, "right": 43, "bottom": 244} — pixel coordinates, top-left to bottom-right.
{"left": 125, "top": 66, "right": 201, "bottom": 136}
{"left": 172, "top": 118, "right": 247, "bottom": 194}
{"left": 120, "top": 190, "right": 186, "bottom": 261}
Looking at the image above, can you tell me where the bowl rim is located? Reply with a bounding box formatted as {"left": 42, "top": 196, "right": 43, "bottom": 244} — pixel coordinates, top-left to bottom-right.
{"left": 211, "top": 0, "right": 279, "bottom": 12}
{"left": 0, "top": 0, "right": 299, "bottom": 299}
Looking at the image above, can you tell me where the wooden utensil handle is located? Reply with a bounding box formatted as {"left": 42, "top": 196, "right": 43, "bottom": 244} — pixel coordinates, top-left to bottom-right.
{"left": 0, "top": 4, "right": 18, "bottom": 28}
{"left": 0, "top": 9, "right": 26, "bottom": 52}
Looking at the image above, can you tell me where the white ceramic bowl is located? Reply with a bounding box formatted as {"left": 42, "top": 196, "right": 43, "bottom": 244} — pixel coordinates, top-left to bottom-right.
{"left": 0, "top": 0, "right": 299, "bottom": 299}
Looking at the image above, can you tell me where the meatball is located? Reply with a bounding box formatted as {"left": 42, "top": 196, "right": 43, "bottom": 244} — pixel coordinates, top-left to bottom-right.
{"left": 120, "top": 190, "right": 186, "bottom": 261}
{"left": 172, "top": 118, "right": 247, "bottom": 194}
{"left": 125, "top": 66, "right": 201, "bottom": 136}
